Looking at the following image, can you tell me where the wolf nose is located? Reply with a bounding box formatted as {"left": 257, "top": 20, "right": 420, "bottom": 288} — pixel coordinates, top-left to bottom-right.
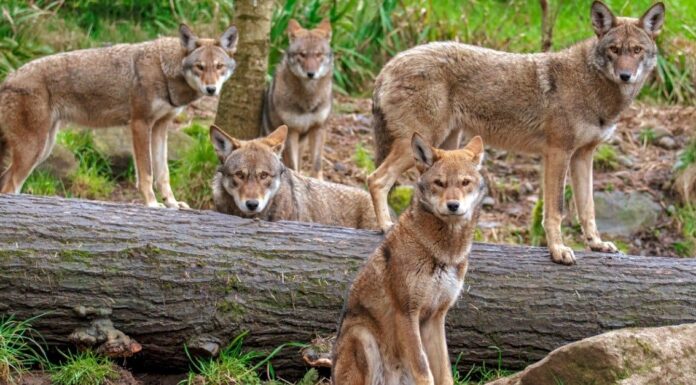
{"left": 206, "top": 86, "right": 217, "bottom": 95}
{"left": 306, "top": 72, "right": 315, "bottom": 79}
{"left": 246, "top": 200, "right": 259, "bottom": 211}
{"left": 447, "top": 201, "right": 460, "bottom": 213}
{"left": 619, "top": 73, "right": 631, "bottom": 82}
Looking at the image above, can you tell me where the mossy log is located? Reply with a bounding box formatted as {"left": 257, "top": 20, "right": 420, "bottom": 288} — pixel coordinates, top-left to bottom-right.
{"left": 1, "top": 194, "right": 695, "bottom": 378}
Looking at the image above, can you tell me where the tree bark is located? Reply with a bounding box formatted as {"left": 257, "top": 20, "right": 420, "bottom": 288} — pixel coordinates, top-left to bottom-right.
{"left": 214, "top": 0, "right": 274, "bottom": 139}
{"left": 0, "top": 194, "right": 695, "bottom": 379}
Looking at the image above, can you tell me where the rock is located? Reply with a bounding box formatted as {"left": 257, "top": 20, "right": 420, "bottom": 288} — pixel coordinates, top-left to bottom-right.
{"left": 92, "top": 127, "right": 195, "bottom": 175}
{"left": 333, "top": 161, "right": 347, "bottom": 173}
{"left": 482, "top": 196, "right": 495, "bottom": 208}
{"left": 617, "top": 155, "right": 636, "bottom": 168}
{"left": 650, "top": 126, "right": 671, "bottom": 140}
{"left": 521, "top": 181, "right": 535, "bottom": 195}
{"left": 655, "top": 136, "right": 678, "bottom": 150}
{"left": 594, "top": 191, "right": 660, "bottom": 237}
{"left": 486, "top": 323, "right": 696, "bottom": 385}
{"left": 36, "top": 143, "right": 78, "bottom": 180}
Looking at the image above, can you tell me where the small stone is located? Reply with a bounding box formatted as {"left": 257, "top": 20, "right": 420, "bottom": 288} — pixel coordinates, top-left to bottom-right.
{"left": 333, "top": 162, "right": 347, "bottom": 173}
{"left": 617, "top": 155, "right": 635, "bottom": 168}
{"left": 521, "top": 181, "right": 535, "bottom": 195}
{"left": 482, "top": 196, "right": 495, "bottom": 207}
{"left": 655, "top": 136, "right": 678, "bottom": 150}
{"left": 651, "top": 126, "right": 671, "bottom": 139}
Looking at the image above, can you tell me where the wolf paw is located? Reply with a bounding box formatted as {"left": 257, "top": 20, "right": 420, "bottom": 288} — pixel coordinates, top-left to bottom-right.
{"left": 164, "top": 199, "right": 190, "bottom": 210}
{"left": 147, "top": 201, "right": 166, "bottom": 209}
{"left": 380, "top": 221, "right": 395, "bottom": 234}
{"left": 589, "top": 240, "right": 620, "bottom": 254}
{"left": 549, "top": 245, "right": 576, "bottom": 265}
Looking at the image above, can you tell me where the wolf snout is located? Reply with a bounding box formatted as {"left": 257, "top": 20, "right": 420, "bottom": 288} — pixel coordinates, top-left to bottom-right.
{"left": 245, "top": 199, "right": 259, "bottom": 211}
{"left": 206, "top": 86, "right": 217, "bottom": 95}
{"left": 446, "top": 201, "right": 460, "bottom": 213}
{"left": 619, "top": 73, "right": 632, "bottom": 82}
{"left": 306, "top": 72, "right": 315, "bottom": 79}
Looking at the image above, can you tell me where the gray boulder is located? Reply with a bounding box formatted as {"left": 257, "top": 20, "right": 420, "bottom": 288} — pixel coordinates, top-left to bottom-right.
{"left": 594, "top": 191, "right": 661, "bottom": 237}
{"left": 35, "top": 143, "right": 78, "bottom": 179}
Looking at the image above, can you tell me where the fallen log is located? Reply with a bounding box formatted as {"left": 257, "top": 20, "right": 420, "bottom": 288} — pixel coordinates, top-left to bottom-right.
{"left": 0, "top": 194, "right": 695, "bottom": 379}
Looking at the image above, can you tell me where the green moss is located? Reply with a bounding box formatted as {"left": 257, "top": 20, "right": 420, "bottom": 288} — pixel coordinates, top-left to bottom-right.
{"left": 388, "top": 185, "right": 413, "bottom": 215}
{"left": 57, "top": 249, "right": 93, "bottom": 262}
{"left": 216, "top": 299, "right": 245, "bottom": 322}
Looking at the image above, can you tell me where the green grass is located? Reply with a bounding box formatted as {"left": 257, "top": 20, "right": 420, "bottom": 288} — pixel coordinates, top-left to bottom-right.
{"left": 51, "top": 351, "right": 118, "bottom": 385}
{"left": 353, "top": 141, "right": 375, "bottom": 174}
{"left": 170, "top": 122, "right": 219, "bottom": 209}
{"left": 21, "top": 170, "right": 64, "bottom": 196}
{"left": 638, "top": 127, "right": 656, "bottom": 146}
{"left": 673, "top": 205, "right": 696, "bottom": 257}
{"left": 388, "top": 185, "right": 413, "bottom": 215}
{"left": 0, "top": 316, "right": 47, "bottom": 385}
{"left": 453, "top": 348, "right": 513, "bottom": 385}
{"left": 57, "top": 129, "right": 116, "bottom": 200}
{"left": 593, "top": 144, "right": 620, "bottom": 172}
{"left": 529, "top": 198, "right": 545, "bottom": 246}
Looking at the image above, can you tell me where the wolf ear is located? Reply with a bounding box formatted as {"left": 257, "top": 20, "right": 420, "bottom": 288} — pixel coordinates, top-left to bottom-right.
{"left": 411, "top": 133, "right": 438, "bottom": 168}
{"left": 263, "top": 125, "right": 288, "bottom": 157}
{"left": 315, "top": 18, "right": 332, "bottom": 40}
{"left": 179, "top": 24, "right": 198, "bottom": 52}
{"left": 640, "top": 2, "right": 665, "bottom": 37}
{"left": 590, "top": 1, "right": 616, "bottom": 37}
{"left": 287, "top": 19, "right": 303, "bottom": 40}
{"left": 219, "top": 25, "right": 239, "bottom": 53}
{"left": 210, "top": 125, "right": 242, "bottom": 162}
{"left": 463, "top": 136, "right": 485, "bottom": 170}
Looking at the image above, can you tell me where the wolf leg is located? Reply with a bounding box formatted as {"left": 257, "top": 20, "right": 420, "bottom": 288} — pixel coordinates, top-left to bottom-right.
{"left": 421, "top": 313, "right": 453, "bottom": 385}
{"left": 151, "top": 114, "right": 188, "bottom": 209}
{"left": 131, "top": 118, "right": 160, "bottom": 208}
{"left": 394, "top": 311, "right": 434, "bottom": 385}
{"left": 282, "top": 129, "right": 301, "bottom": 172}
{"left": 307, "top": 125, "right": 325, "bottom": 180}
{"left": 333, "top": 327, "right": 381, "bottom": 385}
{"left": 570, "top": 143, "right": 619, "bottom": 253}
{"left": 543, "top": 148, "right": 575, "bottom": 265}
{"left": 367, "top": 139, "right": 414, "bottom": 232}
{"left": 0, "top": 102, "right": 52, "bottom": 194}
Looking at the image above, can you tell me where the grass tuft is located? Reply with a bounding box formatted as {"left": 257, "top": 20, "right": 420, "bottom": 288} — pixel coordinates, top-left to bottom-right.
{"left": 673, "top": 205, "right": 696, "bottom": 257}
{"left": 0, "top": 315, "right": 48, "bottom": 385}
{"left": 593, "top": 144, "right": 620, "bottom": 172}
{"left": 353, "top": 141, "right": 375, "bottom": 174}
{"left": 51, "top": 351, "right": 117, "bottom": 385}
{"left": 21, "top": 170, "right": 64, "bottom": 196}
{"left": 171, "top": 122, "right": 218, "bottom": 209}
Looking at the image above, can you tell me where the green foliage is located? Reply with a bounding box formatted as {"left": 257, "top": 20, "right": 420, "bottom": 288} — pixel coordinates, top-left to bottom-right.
{"left": 388, "top": 185, "right": 413, "bottom": 215}
{"left": 0, "top": 316, "right": 47, "bottom": 385}
{"left": 530, "top": 198, "right": 545, "bottom": 246}
{"left": 51, "top": 351, "right": 117, "bottom": 385}
{"left": 57, "top": 129, "right": 116, "bottom": 200}
{"left": 0, "top": 1, "right": 54, "bottom": 78}
{"left": 21, "top": 170, "right": 64, "bottom": 196}
{"left": 675, "top": 139, "right": 696, "bottom": 171}
{"left": 674, "top": 205, "right": 696, "bottom": 257}
{"left": 171, "top": 122, "right": 218, "bottom": 209}
{"left": 353, "top": 141, "right": 375, "bottom": 173}
{"left": 594, "top": 144, "right": 620, "bottom": 172}
{"left": 638, "top": 127, "right": 656, "bottom": 146}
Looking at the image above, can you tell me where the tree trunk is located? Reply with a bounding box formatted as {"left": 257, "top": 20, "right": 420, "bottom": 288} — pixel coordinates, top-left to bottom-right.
{"left": 1, "top": 194, "right": 695, "bottom": 379}
{"left": 214, "top": 0, "right": 274, "bottom": 139}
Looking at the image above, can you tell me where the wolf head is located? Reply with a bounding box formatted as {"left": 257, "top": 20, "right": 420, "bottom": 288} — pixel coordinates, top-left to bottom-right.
{"left": 180, "top": 24, "right": 238, "bottom": 96}
{"left": 590, "top": 1, "right": 665, "bottom": 85}
{"left": 411, "top": 134, "right": 487, "bottom": 223}
{"left": 210, "top": 125, "right": 288, "bottom": 215}
{"left": 285, "top": 19, "right": 333, "bottom": 80}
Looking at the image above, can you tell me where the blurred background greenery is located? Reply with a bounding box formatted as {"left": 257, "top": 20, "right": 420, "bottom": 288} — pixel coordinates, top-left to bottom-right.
{"left": 1, "top": 0, "right": 694, "bottom": 101}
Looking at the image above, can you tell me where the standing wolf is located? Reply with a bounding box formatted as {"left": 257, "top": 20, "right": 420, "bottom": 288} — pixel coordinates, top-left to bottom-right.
{"left": 333, "top": 135, "right": 487, "bottom": 385}
{"left": 262, "top": 19, "right": 333, "bottom": 179}
{"left": 368, "top": 1, "right": 665, "bottom": 264}
{"left": 0, "top": 24, "right": 238, "bottom": 208}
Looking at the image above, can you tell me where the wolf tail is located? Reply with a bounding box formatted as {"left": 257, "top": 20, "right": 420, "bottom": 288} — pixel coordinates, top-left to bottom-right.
{"left": 372, "top": 87, "right": 393, "bottom": 167}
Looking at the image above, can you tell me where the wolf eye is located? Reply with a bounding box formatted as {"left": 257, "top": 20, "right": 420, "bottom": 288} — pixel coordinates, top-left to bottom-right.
{"left": 196, "top": 63, "right": 205, "bottom": 71}
{"left": 461, "top": 179, "right": 471, "bottom": 187}
{"left": 299, "top": 52, "right": 307, "bottom": 58}
{"left": 234, "top": 171, "right": 245, "bottom": 179}
{"left": 434, "top": 180, "right": 445, "bottom": 188}
{"left": 216, "top": 63, "right": 225, "bottom": 70}
{"left": 258, "top": 172, "right": 269, "bottom": 180}
{"left": 609, "top": 46, "right": 619, "bottom": 54}
{"left": 633, "top": 46, "right": 643, "bottom": 54}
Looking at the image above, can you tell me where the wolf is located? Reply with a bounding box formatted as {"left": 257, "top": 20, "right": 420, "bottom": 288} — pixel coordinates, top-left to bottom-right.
{"left": 367, "top": 1, "right": 665, "bottom": 264}
{"left": 0, "top": 24, "right": 238, "bottom": 208}
{"left": 332, "top": 135, "right": 487, "bottom": 385}
{"left": 210, "top": 124, "right": 379, "bottom": 230}
{"left": 262, "top": 19, "right": 333, "bottom": 179}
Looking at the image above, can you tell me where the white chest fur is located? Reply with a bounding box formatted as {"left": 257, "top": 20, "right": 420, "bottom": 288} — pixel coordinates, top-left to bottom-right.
{"left": 278, "top": 102, "right": 331, "bottom": 133}
{"left": 599, "top": 123, "right": 617, "bottom": 142}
